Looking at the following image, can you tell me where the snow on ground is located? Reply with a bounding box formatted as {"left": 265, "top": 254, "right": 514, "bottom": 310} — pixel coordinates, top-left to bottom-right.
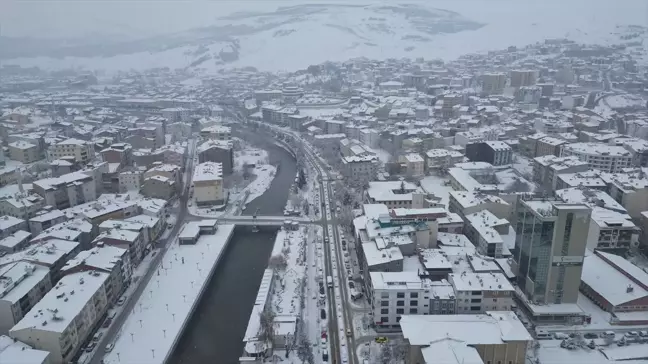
{"left": 533, "top": 339, "right": 643, "bottom": 364}
{"left": 513, "top": 153, "right": 534, "bottom": 178}
{"left": 101, "top": 225, "right": 236, "bottom": 364}
{"left": 245, "top": 165, "right": 277, "bottom": 205}
{"left": 604, "top": 94, "right": 646, "bottom": 109}
{"left": 364, "top": 147, "right": 391, "bottom": 164}
{"left": 6, "top": 0, "right": 645, "bottom": 74}
{"left": 419, "top": 175, "right": 455, "bottom": 208}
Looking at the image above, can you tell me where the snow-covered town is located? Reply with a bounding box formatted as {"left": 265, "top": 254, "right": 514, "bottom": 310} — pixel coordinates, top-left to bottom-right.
{"left": 3, "top": 2, "right": 648, "bottom": 364}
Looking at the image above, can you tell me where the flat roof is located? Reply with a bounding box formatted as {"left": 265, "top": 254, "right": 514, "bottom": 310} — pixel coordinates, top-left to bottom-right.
{"left": 449, "top": 272, "right": 513, "bottom": 292}
{"left": 362, "top": 242, "right": 403, "bottom": 267}
{"left": 0, "top": 262, "right": 49, "bottom": 304}
{"left": 451, "top": 190, "right": 508, "bottom": 209}
{"left": 400, "top": 311, "right": 532, "bottom": 346}
{"left": 0, "top": 230, "right": 31, "bottom": 249}
{"left": 370, "top": 271, "right": 425, "bottom": 290}
{"left": 193, "top": 162, "right": 223, "bottom": 182}
{"left": 0, "top": 216, "right": 24, "bottom": 231}
{"left": 63, "top": 245, "right": 127, "bottom": 273}
{"left": 1, "top": 239, "right": 79, "bottom": 267}
{"left": 11, "top": 271, "right": 109, "bottom": 333}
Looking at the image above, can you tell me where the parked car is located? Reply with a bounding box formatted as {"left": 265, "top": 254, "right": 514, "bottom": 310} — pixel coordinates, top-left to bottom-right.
{"left": 320, "top": 309, "right": 327, "bottom": 320}
{"left": 117, "top": 296, "right": 126, "bottom": 306}
{"left": 105, "top": 343, "right": 115, "bottom": 353}
{"left": 584, "top": 333, "right": 598, "bottom": 339}
{"left": 375, "top": 337, "right": 388, "bottom": 344}
{"left": 85, "top": 342, "right": 97, "bottom": 352}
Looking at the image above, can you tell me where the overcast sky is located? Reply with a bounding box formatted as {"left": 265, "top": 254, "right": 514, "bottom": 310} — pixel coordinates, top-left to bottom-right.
{"left": 1, "top": 0, "right": 645, "bottom": 39}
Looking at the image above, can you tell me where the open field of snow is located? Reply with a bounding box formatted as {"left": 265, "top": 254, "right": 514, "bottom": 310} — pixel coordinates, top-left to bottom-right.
{"left": 101, "top": 224, "right": 235, "bottom": 364}
{"left": 4, "top": 0, "right": 646, "bottom": 73}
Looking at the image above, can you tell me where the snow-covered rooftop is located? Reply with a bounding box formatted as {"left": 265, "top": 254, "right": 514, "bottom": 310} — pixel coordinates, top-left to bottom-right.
{"left": 193, "top": 162, "right": 223, "bottom": 182}
{"left": 581, "top": 250, "right": 648, "bottom": 307}
{"left": 11, "top": 270, "right": 109, "bottom": 333}
{"left": 0, "top": 262, "right": 49, "bottom": 304}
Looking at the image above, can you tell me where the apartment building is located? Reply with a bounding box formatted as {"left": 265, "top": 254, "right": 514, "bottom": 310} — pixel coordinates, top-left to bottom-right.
{"left": 161, "top": 107, "right": 190, "bottom": 122}
{"left": 561, "top": 143, "right": 633, "bottom": 173}
{"left": 48, "top": 138, "right": 95, "bottom": 164}
{"left": 341, "top": 155, "right": 378, "bottom": 186}
{"left": 464, "top": 210, "right": 510, "bottom": 258}
{"left": 193, "top": 162, "right": 225, "bottom": 206}
{"left": 0, "top": 216, "right": 28, "bottom": 239}
{"left": 465, "top": 141, "right": 513, "bottom": 166}
{"left": 449, "top": 272, "right": 514, "bottom": 313}
{"left": 510, "top": 69, "right": 538, "bottom": 87}
{"left": 62, "top": 245, "right": 131, "bottom": 304}
{"left": 532, "top": 155, "right": 589, "bottom": 192}
{"left": 9, "top": 271, "right": 111, "bottom": 364}
{"left": 481, "top": 72, "right": 507, "bottom": 95}
{"left": 144, "top": 163, "right": 181, "bottom": 190}
{"left": 197, "top": 139, "right": 234, "bottom": 175}
{"left": 399, "top": 153, "right": 425, "bottom": 177}
{"left": 8, "top": 141, "right": 40, "bottom": 163}
{"left": 142, "top": 175, "right": 176, "bottom": 200}
{"left": 369, "top": 272, "right": 432, "bottom": 330}
{"left": 93, "top": 228, "right": 144, "bottom": 266}
{"left": 118, "top": 169, "right": 144, "bottom": 192}
{"left": 512, "top": 199, "right": 590, "bottom": 306}
{"left": 157, "top": 143, "right": 187, "bottom": 168}
{"left": 100, "top": 143, "right": 133, "bottom": 166}
{"left": 28, "top": 209, "right": 67, "bottom": 235}
{"left": 425, "top": 149, "right": 463, "bottom": 171}
{"left": 0, "top": 230, "right": 31, "bottom": 253}
{"left": 200, "top": 125, "right": 231, "bottom": 141}
{"left": 33, "top": 171, "right": 97, "bottom": 210}
{"left": 603, "top": 169, "right": 648, "bottom": 221}
{"left": 535, "top": 136, "right": 566, "bottom": 157}
{"left": 0, "top": 262, "right": 51, "bottom": 334}
{"left": 0, "top": 194, "right": 45, "bottom": 220}
{"left": 448, "top": 190, "right": 510, "bottom": 222}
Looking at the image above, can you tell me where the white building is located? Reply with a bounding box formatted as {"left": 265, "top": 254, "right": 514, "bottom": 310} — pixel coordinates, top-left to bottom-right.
{"left": 449, "top": 272, "right": 514, "bottom": 313}
{"left": 200, "top": 125, "right": 231, "bottom": 141}
{"left": 62, "top": 245, "right": 131, "bottom": 303}
{"left": 32, "top": 172, "right": 97, "bottom": 210}
{"left": 400, "top": 311, "right": 532, "bottom": 364}
{"left": 369, "top": 271, "right": 431, "bottom": 330}
{"left": 8, "top": 141, "right": 41, "bottom": 163}
{"left": 464, "top": 210, "right": 510, "bottom": 258}
{"left": 0, "top": 334, "right": 51, "bottom": 364}
{"left": 561, "top": 143, "right": 633, "bottom": 173}
{"left": 366, "top": 181, "right": 427, "bottom": 209}
{"left": 0, "top": 262, "right": 51, "bottom": 334}
{"left": 161, "top": 107, "right": 190, "bottom": 122}
{"left": 118, "top": 169, "right": 144, "bottom": 192}
{"left": 425, "top": 149, "right": 463, "bottom": 171}
{"left": 0, "top": 216, "right": 28, "bottom": 239}
{"left": 399, "top": 153, "right": 425, "bottom": 177}
{"left": 510, "top": 69, "right": 538, "bottom": 88}
{"left": 48, "top": 138, "right": 95, "bottom": 164}
{"left": 9, "top": 271, "right": 111, "bottom": 364}
{"left": 481, "top": 72, "right": 507, "bottom": 95}
{"left": 29, "top": 209, "right": 67, "bottom": 236}
{"left": 193, "top": 162, "right": 225, "bottom": 206}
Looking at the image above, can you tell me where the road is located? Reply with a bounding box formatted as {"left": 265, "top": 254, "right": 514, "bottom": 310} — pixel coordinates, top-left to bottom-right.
{"left": 88, "top": 138, "right": 197, "bottom": 364}
{"left": 226, "top": 106, "right": 358, "bottom": 363}
{"left": 288, "top": 126, "right": 356, "bottom": 364}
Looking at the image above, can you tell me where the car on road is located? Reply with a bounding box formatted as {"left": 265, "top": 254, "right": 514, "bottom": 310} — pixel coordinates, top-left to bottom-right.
{"left": 117, "top": 296, "right": 127, "bottom": 306}
{"left": 320, "top": 309, "right": 327, "bottom": 320}
{"left": 347, "top": 328, "right": 352, "bottom": 337}
{"left": 85, "top": 342, "right": 97, "bottom": 352}
{"left": 322, "top": 350, "right": 329, "bottom": 362}
{"left": 105, "top": 343, "right": 115, "bottom": 353}
{"left": 92, "top": 332, "right": 103, "bottom": 342}
{"left": 375, "top": 337, "right": 388, "bottom": 344}
{"left": 584, "top": 333, "right": 598, "bottom": 339}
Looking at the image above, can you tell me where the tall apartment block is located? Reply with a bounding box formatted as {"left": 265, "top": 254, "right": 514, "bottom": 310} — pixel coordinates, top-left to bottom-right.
{"left": 512, "top": 199, "right": 591, "bottom": 305}
{"left": 510, "top": 69, "right": 538, "bottom": 88}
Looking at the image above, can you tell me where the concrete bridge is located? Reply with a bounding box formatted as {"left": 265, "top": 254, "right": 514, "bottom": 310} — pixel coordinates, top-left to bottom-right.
{"left": 217, "top": 215, "right": 316, "bottom": 226}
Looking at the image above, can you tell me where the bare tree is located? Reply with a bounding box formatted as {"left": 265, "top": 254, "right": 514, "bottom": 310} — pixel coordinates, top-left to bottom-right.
{"left": 268, "top": 255, "right": 288, "bottom": 270}
{"left": 296, "top": 333, "right": 314, "bottom": 364}
{"left": 505, "top": 177, "right": 531, "bottom": 193}
{"left": 258, "top": 306, "right": 276, "bottom": 344}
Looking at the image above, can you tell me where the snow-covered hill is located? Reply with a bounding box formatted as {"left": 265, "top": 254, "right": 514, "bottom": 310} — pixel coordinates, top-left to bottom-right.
{"left": 3, "top": 1, "right": 646, "bottom": 74}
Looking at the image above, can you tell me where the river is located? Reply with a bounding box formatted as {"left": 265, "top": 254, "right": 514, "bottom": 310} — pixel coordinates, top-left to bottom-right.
{"left": 168, "top": 132, "right": 297, "bottom": 364}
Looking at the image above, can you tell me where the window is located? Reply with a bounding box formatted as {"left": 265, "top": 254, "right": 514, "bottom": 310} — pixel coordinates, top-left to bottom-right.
{"left": 381, "top": 316, "right": 389, "bottom": 323}
{"left": 410, "top": 308, "right": 418, "bottom": 314}
{"left": 381, "top": 292, "right": 389, "bottom": 299}
{"left": 396, "top": 292, "right": 405, "bottom": 298}
{"left": 410, "top": 292, "right": 419, "bottom": 298}
{"left": 410, "top": 300, "right": 418, "bottom": 306}
{"left": 381, "top": 308, "right": 389, "bottom": 314}
{"left": 381, "top": 301, "right": 389, "bottom": 307}
{"left": 396, "top": 308, "right": 404, "bottom": 314}
{"left": 396, "top": 300, "right": 405, "bottom": 307}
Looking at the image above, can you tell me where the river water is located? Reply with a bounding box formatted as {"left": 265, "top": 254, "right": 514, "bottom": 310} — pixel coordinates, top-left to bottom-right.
{"left": 169, "top": 134, "right": 297, "bottom": 364}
